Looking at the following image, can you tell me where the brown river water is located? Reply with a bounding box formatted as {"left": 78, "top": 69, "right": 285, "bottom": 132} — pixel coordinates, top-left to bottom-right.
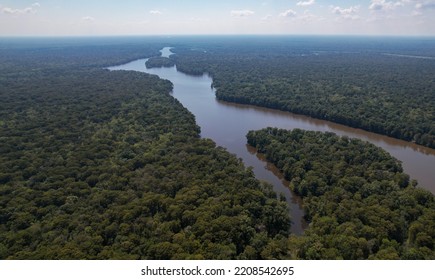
{"left": 109, "top": 47, "right": 435, "bottom": 235}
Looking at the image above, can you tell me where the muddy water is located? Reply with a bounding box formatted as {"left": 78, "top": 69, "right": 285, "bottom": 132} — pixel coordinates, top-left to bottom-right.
{"left": 109, "top": 47, "right": 435, "bottom": 235}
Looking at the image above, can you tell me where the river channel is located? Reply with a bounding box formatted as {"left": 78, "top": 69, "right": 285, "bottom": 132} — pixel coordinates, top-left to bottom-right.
{"left": 109, "top": 47, "right": 435, "bottom": 235}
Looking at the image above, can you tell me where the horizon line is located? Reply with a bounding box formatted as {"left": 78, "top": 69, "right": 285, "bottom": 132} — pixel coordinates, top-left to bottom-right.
{"left": 1, "top": 34, "right": 435, "bottom": 39}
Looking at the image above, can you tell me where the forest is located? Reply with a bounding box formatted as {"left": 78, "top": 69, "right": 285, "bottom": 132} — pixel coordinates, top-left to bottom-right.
{"left": 0, "top": 39, "right": 289, "bottom": 259}
{"left": 169, "top": 36, "right": 435, "bottom": 148}
{"left": 247, "top": 128, "right": 434, "bottom": 259}
{"left": 145, "top": 57, "right": 175, "bottom": 69}
{"left": 1, "top": 36, "right": 434, "bottom": 260}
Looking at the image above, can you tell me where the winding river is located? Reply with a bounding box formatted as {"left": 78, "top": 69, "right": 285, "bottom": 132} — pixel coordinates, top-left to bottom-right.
{"left": 109, "top": 47, "right": 435, "bottom": 235}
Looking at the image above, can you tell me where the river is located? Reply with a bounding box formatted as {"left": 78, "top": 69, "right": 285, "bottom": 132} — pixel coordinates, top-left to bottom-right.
{"left": 109, "top": 47, "right": 435, "bottom": 235}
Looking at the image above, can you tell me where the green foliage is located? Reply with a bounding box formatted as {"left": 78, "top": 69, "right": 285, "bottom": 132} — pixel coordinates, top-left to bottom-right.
{"left": 170, "top": 37, "right": 435, "bottom": 148}
{"left": 3, "top": 36, "right": 433, "bottom": 260}
{"left": 0, "top": 40, "right": 290, "bottom": 259}
{"left": 247, "top": 128, "right": 435, "bottom": 259}
{"left": 146, "top": 57, "right": 175, "bottom": 68}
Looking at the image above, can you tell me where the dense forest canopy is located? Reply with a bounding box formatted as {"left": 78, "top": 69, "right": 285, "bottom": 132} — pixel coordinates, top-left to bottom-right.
{"left": 0, "top": 38, "right": 289, "bottom": 259}
{"left": 247, "top": 128, "right": 434, "bottom": 259}
{"left": 0, "top": 36, "right": 434, "bottom": 260}
{"left": 167, "top": 36, "right": 435, "bottom": 148}
{"left": 145, "top": 57, "right": 175, "bottom": 69}
{"left": 0, "top": 38, "right": 164, "bottom": 69}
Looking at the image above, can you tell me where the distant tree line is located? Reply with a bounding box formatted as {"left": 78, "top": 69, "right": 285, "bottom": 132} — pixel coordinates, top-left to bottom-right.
{"left": 169, "top": 37, "right": 435, "bottom": 148}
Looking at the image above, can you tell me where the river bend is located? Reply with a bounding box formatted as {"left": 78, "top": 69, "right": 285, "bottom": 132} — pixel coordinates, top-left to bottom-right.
{"left": 109, "top": 47, "right": 435, "bottom": 235}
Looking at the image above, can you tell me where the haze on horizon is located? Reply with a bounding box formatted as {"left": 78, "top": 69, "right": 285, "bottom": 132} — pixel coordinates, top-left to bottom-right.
{"left": 1, "top": 0, "right": 435, "bottom": 37}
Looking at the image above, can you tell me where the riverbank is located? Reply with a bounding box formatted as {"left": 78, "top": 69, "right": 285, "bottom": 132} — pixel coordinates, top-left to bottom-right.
{"left": 170, "top": 37, "right": 435, "bottom": 149}
{"left": 110, "top": 48, "right": 435, "bottom": 196}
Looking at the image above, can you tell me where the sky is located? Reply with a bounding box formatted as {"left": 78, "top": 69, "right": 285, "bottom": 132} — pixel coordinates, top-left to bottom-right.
{"left": 0, "top": 0, "right": 434, "bottom": 36}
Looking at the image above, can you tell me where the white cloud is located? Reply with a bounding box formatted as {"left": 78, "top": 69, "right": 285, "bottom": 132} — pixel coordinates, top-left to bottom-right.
{"left": 1, "top": 2, "right": 40, "bottom": 15}
{"left": 82, "top": 16, "right": 95, "bottom": 22}
{"left": 279, "top": 9, "right": 297, "bottom": 17}
{"left": 297, "top": 0, "right": 316, "bottom": 7}
{"left": 415, "top": 0, "right": 435, "bottom": 9}
{"left": 409, "top": 1, "right": 435, "bottom": 16}
{"left": 369, "top": 0, "right": 404, "bottom": 11}
{"left": 2, "top": 7, "right": 16, "bottom": 14}
{"left": 331, "top": 5, "right": 361, "bottom": 19}
{"left": 149, "top": 10, "right": 162, "bottom": 15}
{"left": 230, "top": 10, "right": 255, "bottom": 17}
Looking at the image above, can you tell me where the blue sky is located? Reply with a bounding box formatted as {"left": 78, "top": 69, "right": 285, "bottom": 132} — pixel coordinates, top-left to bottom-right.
{"left": 1, "top": 0, "right": 434, "bottom": 36}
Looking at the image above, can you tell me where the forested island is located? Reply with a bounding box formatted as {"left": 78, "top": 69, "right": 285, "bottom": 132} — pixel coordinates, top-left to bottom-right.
{"left": 145, "top": 57, "right": 175, "bottom": 69}
{"left": 169, "top": 36, "right": 435, "bottom": 148}
{"left": 247, "top": 128, "right": 434, "bottom": 259}
{"left": 0, "top": 36, "right": 434, "bottom": 260}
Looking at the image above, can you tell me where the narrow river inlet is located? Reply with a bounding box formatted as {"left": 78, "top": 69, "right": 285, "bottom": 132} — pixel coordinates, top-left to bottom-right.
{"left": 109, "top": 47, "right": 435, "bottom": 235}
